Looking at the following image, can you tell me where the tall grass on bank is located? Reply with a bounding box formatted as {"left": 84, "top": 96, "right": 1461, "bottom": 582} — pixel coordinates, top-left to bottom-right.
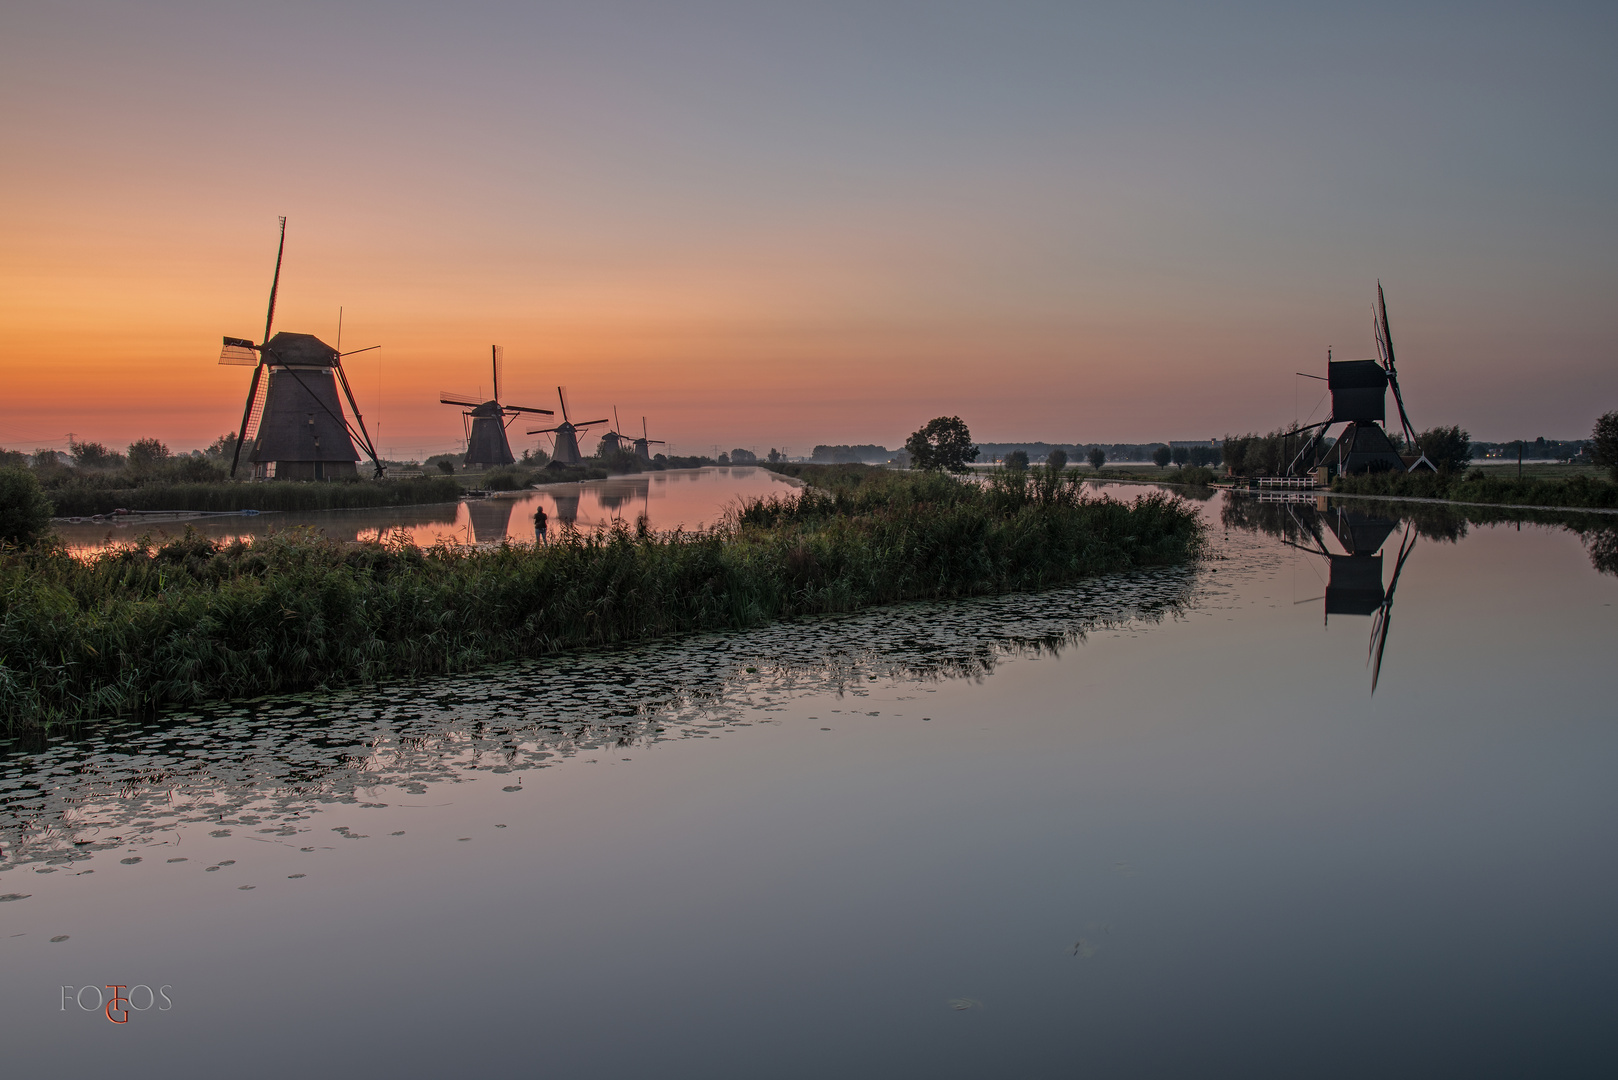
{"left": 46, "top": 475, "right": 465, "bottom": 517}
{"left": 1331, "top": 470, "right": 1618, "bottom": 509}
{"left": 1, "top": 465, "right": 1203, "bottom": 728}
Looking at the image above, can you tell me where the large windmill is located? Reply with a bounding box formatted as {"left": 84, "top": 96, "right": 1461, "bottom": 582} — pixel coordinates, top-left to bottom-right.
{"left": 439, "top": 346, "right": 554, "bottom": 467}
{"left": 1287, "top": 283, "right": 1435, "bottom": 476}
{"left": 633, "top": 416, "right": 666, "bottom": 462}
{"left": 218, "top": 218, "right": 383, "bottom": 480}
{"left": 526, "top": 388, "right": 608, "bottom": 466}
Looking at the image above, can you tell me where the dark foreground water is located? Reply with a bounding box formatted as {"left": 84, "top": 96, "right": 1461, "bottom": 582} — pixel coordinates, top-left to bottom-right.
{"left": 4, "top": 488, "right": 1616, "bottom": 1077}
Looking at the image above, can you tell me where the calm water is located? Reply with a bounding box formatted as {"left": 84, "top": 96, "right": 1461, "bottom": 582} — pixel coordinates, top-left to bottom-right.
{"left": 5, "top": 485, "right": 1617, "bottom": 1077}
{"left": 53, "top": 466, "right": 802, "bottom": 551}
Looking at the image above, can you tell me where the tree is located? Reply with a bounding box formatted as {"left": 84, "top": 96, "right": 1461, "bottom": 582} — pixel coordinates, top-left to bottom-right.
{"left": 730, "top": 448, "right": 758, "bottom": 464}
{"left": 1087, "top": 446, "right": 1106, "bottom": 471}
{"left": 1415, "top": 425, "right": 1471, "bottom": 474}
{"left": 1593, "top": 411, "right": 1618, "bottom": 482}
{"left": 205, "top": 433, "right": 239, "bottom": 460}
{"left": 718, "top": 452, "right": 731, "bottom": 465}
{"left": 0, "top": 467, "right": 53, "bottom": 546}
{"left": 1004, "top": 449, "right": 1029, "bottom": 471}
{"left": 69, "top": 439, "right": 123, "bottom": 469}
{"left": 905, "top": 416, "right": 979, "bottom": 473}
{"left": 1152, "top": 445, "right": 1172, "bottom": 468}
{"left": 126, "top": 438, "right": 171, "bottom": 473}
{"left": 1171, "top": 446, "right": 1189, "bottom": 467}
{"left": 767, "top": 448, "right": 782, "bottom": 463}
{"left": 1046, "top": 448, "right": 1068, "bottom": 472}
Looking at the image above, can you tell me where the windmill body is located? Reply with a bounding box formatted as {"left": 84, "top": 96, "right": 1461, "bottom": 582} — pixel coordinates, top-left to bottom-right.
{"left": 219, "top": 218, "right": 383, "bottom": 480}
{"left": 246, "top": 333, "right": 362, "bottom": 480}
{"left": 440, "top": 346, "right": 555, "bottom": 468}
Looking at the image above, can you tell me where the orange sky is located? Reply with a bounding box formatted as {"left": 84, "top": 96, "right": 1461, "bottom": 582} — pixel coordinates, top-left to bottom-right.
{"left": 4, "top": 3, "right": 1615, "bottom": 458}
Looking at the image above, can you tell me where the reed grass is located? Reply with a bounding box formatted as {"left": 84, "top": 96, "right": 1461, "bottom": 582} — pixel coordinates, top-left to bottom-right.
{"left": 1, "top": 465, "right": 1204, "bottom": 728}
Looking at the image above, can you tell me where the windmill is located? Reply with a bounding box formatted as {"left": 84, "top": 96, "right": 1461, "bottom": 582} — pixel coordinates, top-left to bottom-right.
{"left": 597, "top": 407, "right": 632, "bottom": 457}
{"left": 218, "top": 217, "right": 384, "bottom": 480}
{"left": 526, "top": 388, "right": 609, "bottom": 466}
{"left": 439, "top": 346, "right": 554, "bottom": 467}
{"left": 1286, "top": 283, "right": 1436, "bottom": 476}
{"left": 1282, "top": 504, "right": 1417, "bottom": 692}
{"left": 633, "top": 416, "right": 666, "bottom": 462}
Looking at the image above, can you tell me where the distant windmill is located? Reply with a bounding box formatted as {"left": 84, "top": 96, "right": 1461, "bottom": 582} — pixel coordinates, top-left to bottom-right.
{"left": 1287, "top": 283, "right": 1435, "bottom": 476}
{"left": 526, "top": 388, "right": 609, "bottom": 466}
{"left": 439, "top": 346, "right": 553, "bottom": 466}
{"left": 633, "top": 416, "right": 666, "bottom": 462}
{"left": 597, "top": 407, "right": 631, "bottom": 457}
{"left": 218, "top": 217, "right": 383, "bottom": 480}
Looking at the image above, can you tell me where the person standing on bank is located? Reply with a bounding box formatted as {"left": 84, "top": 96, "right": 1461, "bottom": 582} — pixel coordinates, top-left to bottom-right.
{"left": 533, "top": 504, "right": 548, "bottom": 543}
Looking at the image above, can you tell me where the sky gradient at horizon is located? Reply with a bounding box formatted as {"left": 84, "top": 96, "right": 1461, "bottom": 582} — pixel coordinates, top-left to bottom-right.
{"left": 3, "top": 1, "right": 1614, "bottom": 458}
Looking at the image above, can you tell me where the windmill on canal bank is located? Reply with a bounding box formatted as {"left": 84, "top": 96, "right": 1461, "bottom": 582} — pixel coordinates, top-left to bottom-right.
{"left": 439, "top": 346, "right": 554, "bottom": 467}
{"left": 218, "top": 217, "right": 384, "bottom": 480}
{"left": 597, "top": 408, "right": 632, "bottom": 457}
{"left": 1287, "top": 283, "right": 1436, "bottom": 477}
{"left": 527, "top": 388, "right": 609, "bottom": 466}
{"left": 633, "top": 417, "right": 666, "bottom": 462}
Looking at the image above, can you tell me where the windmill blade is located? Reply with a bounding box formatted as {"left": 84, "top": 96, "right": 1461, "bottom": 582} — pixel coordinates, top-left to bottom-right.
{"left": 1368, "top": 526, "right": 1418, "bottom": 692}
{"left": 229, "top": 362, "right": 266, "bottom": 478}
{"left": 502, "top": 404, "right": 554, "bottom": 415}
{"left": 527, "top": 426, "right": 561, "bottom": 435}
{"left": 557, "top": 386, "right": 571, "bottom": 424}
{"left": 613, "top": 406, "right": 622, "bottom": 434}
{"left": 263, "top": 216, "right": 286, "bottom": 344}
{"left": 574, "top": 418, "right": 610, "bottom": 429}
{"left": 440, "top": 393, "right": 482, "bottom": 408}
{"left": 1376, "top": 281, "right": 1419, "bottom": 445}
{"left": 219, "top": 337, "right": 259, "bottom": 365}
{"left": 492, "top": 345, "right": 504, "bottom": 404}
{"left": 338, "top": 345, "right": 380, "bottom": 359}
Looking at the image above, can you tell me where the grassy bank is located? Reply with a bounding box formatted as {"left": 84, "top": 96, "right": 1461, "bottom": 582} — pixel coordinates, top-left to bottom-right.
{"left": 1331, "top": 470, "right": 1618, "bottom": 509}
{"left": 45, "top": 475, "right": 466, "bottom": 517}
{"left": 1, "top": 465, "right": 1203, "bottom": 728}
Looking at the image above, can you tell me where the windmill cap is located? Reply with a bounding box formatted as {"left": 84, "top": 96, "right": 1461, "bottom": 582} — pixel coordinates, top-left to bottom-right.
{"left": 266, "top": 332, "right": 339, "bottom": 367}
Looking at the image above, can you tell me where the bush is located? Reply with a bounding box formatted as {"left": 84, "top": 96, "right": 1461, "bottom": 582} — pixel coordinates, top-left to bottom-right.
{"left": 1004, "top": 450, "right": 1029, "bottom": 471}
{"left": 0, "top": 467, "right": 54, "bottom": 545}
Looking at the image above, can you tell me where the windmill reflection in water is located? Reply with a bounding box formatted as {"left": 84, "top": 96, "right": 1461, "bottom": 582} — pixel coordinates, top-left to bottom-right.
{"left": 1283, "top": 503, "right": 1417, "bottom": 691}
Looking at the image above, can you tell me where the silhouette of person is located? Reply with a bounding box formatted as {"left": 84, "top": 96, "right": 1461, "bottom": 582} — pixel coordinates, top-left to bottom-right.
{"left": 533, "top": 505, "right": 548, "bottom": 543}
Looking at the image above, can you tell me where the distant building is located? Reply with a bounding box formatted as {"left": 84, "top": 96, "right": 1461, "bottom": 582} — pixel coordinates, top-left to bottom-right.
{"left": 1168, "top": 439, "right": 1222, "bottom": 450}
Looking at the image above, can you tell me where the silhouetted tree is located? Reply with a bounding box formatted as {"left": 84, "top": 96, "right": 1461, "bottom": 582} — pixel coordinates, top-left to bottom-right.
{"left": 1415, "top": 425, "right": 1471, "bottom": 473}
{"left": 127, "top": 438, "right": 171, "bottom": 473}
{"left": 905, "top": 417, "right": 979, "bottom": 473}
{"left": 1046, "top": 448, "right": 1068, "bottom": 472}
{"left": 1152, "top": 445, "right": 1172, "bottom": 468}
{"left": 1592, "top": 411, "right": 1618, "bottom": 482}
{"left": 69, "top": 439, "right": 123, "bottom": 470}
{"left": 1004, "top": 449, "right": 1029, "bottom": 471}
{"left": 1171, "top": 446, "right": 1189, "bottom": 467}
{"left": 1087, "top": 446, "right": 1106, "bottom": 470}
{"left": 0, "top": 467, "right": 53, "bottom": 545}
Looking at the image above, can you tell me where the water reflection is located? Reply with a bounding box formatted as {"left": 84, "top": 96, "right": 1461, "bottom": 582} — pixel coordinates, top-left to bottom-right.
{"left": 0, "top": 566, "right": 1194, "bottom": 875}
{"left": 53, "top": 467, "right": 802, "bottom": 552}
